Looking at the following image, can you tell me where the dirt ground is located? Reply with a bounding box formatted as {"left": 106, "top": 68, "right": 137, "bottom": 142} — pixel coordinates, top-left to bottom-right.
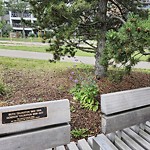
{"left": 0, "top": 68, "right": 150, "bottom": 141}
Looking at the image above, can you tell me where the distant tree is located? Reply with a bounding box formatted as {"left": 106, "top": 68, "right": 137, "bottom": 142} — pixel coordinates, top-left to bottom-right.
{"left": 2, "top": 23, "right": 13, "bottom": 37}
{"left": 5, "top": 0, "right": 29, "bottom": 38}
{"left": 28, "top": 0, "right": 147, "bottom": 78}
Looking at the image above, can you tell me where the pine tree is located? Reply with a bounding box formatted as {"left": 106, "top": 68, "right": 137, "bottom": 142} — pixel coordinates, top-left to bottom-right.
{"left": 28, "top": 0, "right": 146, "bottom": 78}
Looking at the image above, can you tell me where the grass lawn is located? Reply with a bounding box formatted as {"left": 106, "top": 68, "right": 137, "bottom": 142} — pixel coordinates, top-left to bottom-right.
{"left": 0, "top": 45, "right": 49, "bottom": 53}
{"left": 134, "top": 50, "right": 150, "bottom": 62}
{"left": 0, "top": 56, "right": 79, "bottom": 71}
{"left": 0, "top": 45, "right": 94, "bottom": 57}
{"left": 0, "top": 37, "right": 42, "bottom": 42}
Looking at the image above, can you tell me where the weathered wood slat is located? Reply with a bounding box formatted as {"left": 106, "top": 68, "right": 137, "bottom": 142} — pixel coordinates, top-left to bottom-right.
{"left": 77, "top": 139, "right": 92, "bottom": 150}
{"left": 131, "top": 125, "right": 150, "bottom": 143}
{"left": 93, "top": 134, "right": 118, "bottom": 150}
{"left": 102, "top": 106, "right": 150, "bottom": 134}
{"left": 130, "top": 125, "right": 140, "bottom": 134}
{"left": 67, "top": 142, "right": 79, "bottom": 150}
{"left": 146, "top": 121, "right": 150, "bottom": 127}
{"left": 101, "top": 87, "right": 150, "bottom": 115}
{"left": 145, "top": 125, "right": 150, "bottom": 134}
{"left": 56, "top": 146, "right": 66, "bottom": 150}
{"left": 114, "top": 135, "right": 132, "bottom": 150}
{"left": 138, "top": 129, "right": 150, "bottom": 143}
{"left": 107, "top": 133, "right": 116, "bottom": 142}
{"left": 0, "top": 124, "right": 70, "bottom": 150}
{"left": 87, "top": 136, "right": 94, "bottom": 148}
{"left": 0, "top": 99, "right": 70, "bottom": 135}
{"left": 121, "top": 131, "right": 145, "bottom": 150}
{"left": 123, "top": 128, "right": 150, "bottom": 150}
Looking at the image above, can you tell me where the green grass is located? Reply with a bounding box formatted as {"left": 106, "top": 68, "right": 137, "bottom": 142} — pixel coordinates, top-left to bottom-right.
{"left": 0, "top": 56, "right": 91, "bottom": 71}
{"left": 133, "top": 55, "right": 149, "bottom": 61}
{"left": 0, "top": 45, "right": 94, "bottom": 57}
{"left": 137, "top": 56, "right": 149, "bottom": 61}
{"left": 0, "top": 56, "right": 149, "bottom": 73}
{"left": 76, "top": 50, "right": 94, "bottom": 57}
{"left": 0, "top": 37, "right": 42, "bottom": 42}
{"left": 0, "top": 45, "right": 49, "bottom": 53}
{"left": 133, "top": 68, "right": 150, "bottom": 74}
{"left": 134, "top": 51, "right": 150, "bottom": 61}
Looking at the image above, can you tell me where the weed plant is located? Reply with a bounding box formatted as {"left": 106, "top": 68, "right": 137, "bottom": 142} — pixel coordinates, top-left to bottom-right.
{"left": 71, "top": 128, "right": 89, "bottom": 138}
{"left": 0, "top": 82, "right": 7, "bottom": 96}
{"left": 0, "top": 72, "right": 7, "bottom": 96}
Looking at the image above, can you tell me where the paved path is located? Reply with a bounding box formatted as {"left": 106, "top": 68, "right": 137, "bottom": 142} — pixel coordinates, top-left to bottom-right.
{"left": 0, "top": 49, "right": 150, "bottom": 69}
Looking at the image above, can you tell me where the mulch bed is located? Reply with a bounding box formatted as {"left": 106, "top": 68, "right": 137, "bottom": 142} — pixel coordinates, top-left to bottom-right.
{"left": 0, "top": 68, "right": 150, "bottom": 141}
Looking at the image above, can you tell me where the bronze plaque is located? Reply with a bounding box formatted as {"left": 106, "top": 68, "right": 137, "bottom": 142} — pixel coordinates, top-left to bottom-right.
{"left": 2, "top": 107, "right": 47, "bottom": 124}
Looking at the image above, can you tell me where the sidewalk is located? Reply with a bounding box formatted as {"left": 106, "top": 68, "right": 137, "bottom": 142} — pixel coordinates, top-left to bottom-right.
{"left": 0, "top": 49, "right": 150, "bottom": 69}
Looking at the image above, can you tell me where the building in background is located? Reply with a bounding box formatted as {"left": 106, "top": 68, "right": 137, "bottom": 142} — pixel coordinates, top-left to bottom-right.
{"left": 7, "top": 10, "right": 37, "bottom": 36}
{"left": 2, "top": 0, "right": 37, "bottom": 37}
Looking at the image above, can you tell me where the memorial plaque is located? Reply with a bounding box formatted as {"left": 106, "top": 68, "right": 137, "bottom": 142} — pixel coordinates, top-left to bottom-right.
{"left": 2, "top": 107, "right": 47, "bottom": 124}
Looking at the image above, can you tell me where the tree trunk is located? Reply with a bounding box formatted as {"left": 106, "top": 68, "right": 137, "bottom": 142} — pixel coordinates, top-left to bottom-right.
{"left": 95, "top": 0, "right": 108, "bottom": 79}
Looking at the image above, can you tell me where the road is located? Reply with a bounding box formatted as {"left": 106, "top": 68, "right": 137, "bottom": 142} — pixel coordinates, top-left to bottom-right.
{"left": 0, "top": 49, "right": 150, "bottom": 69}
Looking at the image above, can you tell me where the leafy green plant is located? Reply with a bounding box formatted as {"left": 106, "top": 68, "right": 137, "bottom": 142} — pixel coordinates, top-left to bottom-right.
{"left": 70, "top": 79, "right": 99, "bottom": 111}
{"left": 71, "top": 128, "right": 89, "bottom": 138}
{"left": 0, "top": 82, "right": 7, "bottom": 96}
{"left": 70, "top": 64, "right": 99, "bottom": 111}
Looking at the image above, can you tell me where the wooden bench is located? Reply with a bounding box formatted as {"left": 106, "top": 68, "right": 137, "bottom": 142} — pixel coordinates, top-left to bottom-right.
{"left": 93, "top": 87, "right": 150, "bottom": 150}
{"left": 0, "top": 99, "right": 70, "bottom": 150}
{"left": 1, "top": 88, "right": 150, "bottom": 150}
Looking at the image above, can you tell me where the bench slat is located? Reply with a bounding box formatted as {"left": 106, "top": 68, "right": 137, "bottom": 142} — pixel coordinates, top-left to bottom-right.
{"left": 0, "top": 99, "right": 70, "bottom": 135}
{"left": 101, "top": 87, "right": 150, "bottom": 115}
{"left": 121, "top": 131, "right": 145, "bottom": 150}
{"left": 145, "top": 125, "right": 150, "bottom": 134}
{"left": 123, "top": 128, "right": 150, "bottom": 149}
{"left": 56, "top": 146, "right": 66, "bottom": 150}
{"left": 146, "top": 121, "right": 150, "bottom": 127}
{"left": 67, "top": 142, "right": 79, "bottom": 150}
{"left": 102, "top": 106, "right": 150, "bottom": 134}
{"left": 77, "top": 139, "right": 92, "bottom": 150}
{"left": 114, "top": 135, "right": 132, "bottom": 150}
{"left": 139, "top": 129, "right": 150, "bottom": 143}
{"left": 87, "top": 136, "right": 94, "bottom": 148}
{"left": 0, "top": 124, "right": 70, "bottom": 150}
{"left": 93, "top": 134, "right": 118, "bottom": 150}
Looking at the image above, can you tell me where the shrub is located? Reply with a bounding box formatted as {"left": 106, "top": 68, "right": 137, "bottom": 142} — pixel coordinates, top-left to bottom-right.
{"left": 28, "top": 32, "right": 35, "bottom": 38}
